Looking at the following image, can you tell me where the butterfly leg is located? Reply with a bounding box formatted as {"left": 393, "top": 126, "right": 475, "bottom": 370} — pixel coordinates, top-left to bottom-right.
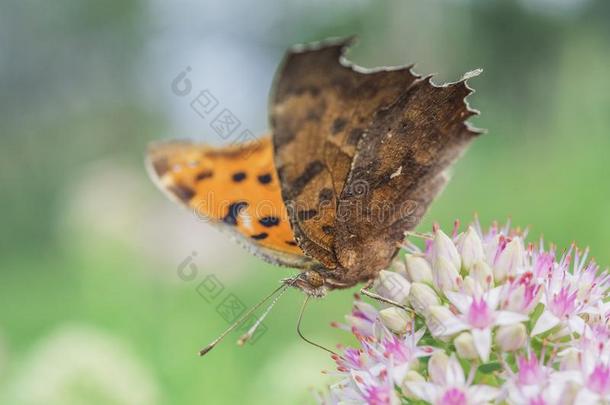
{"left": 359, "top": 283, "right": 415, "bottom": 315}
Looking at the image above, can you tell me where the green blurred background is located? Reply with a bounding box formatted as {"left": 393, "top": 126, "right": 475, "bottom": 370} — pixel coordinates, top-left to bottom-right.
{"left": 1, "top": 0, "right": 609, "bottom": 403}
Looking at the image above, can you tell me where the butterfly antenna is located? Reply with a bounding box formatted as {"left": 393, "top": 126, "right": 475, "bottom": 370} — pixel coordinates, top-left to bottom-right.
{"left": 198, "top": 283, "right": 288, "bottom": 356}
{"left": 237, "top": 283, "right": 290, "bottom": 346}
{"left": 297, "top": 295, "right": 340, "bottom": 357}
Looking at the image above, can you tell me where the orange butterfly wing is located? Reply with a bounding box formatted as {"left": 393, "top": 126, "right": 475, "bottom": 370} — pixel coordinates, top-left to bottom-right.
{"left": 146, "top": 135, "right": 315, "bottom": 269}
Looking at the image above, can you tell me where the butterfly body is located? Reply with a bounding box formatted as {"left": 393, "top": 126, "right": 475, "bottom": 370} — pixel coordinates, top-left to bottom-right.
{"left": 147, "top": 38, "right": 481, "bottom": 297}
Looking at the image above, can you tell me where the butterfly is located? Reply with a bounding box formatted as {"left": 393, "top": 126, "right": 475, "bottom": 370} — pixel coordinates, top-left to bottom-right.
{"left": 147, "top": 38, "right": 482, "bottom": 352}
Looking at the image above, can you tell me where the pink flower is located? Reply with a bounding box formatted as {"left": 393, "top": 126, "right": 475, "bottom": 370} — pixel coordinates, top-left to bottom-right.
{"left": 433, "top": 288, "right": 528, "bottom": 361}
{"left": 332, "top": 299, "right": 380, "bottom": 338}
{"left": 333, "top": 348, "right": 367, "bottom": 372}
{"left": 360, "top": 378, "right": 395, "bottom": 405}
{"left": 586, "top": 364, "right": 610, "bottom": 396}
{"left": 548, "top": 286, "right": 578, "bottom": 318}
{"left": 555, "top": 351, "right": 610, "bottom": 402}
{"left": 329, "top": 306, "right": 438, "bottom": 402}
{"left": 503, "top": 352, "right": 564, "bottom": 404}
{"left": 379, "top": 328, "right": 438, "bottom": 384}
{"left": 466, "top": 297, "right": 493, "bottom": 329}
{"left": 318, "top": 218, "right": 610, "bottom": 405}
{"left": 501, "top": 272, "right": 541, "bottom": 314}
{"left": 405, "top": 354, "right": 499, "bottom": 404}
{"left": 516, "top": 354, "right": 550, "bottom": 385}
{"left": 531, "top": 255, "right": 588, "bottom": 336}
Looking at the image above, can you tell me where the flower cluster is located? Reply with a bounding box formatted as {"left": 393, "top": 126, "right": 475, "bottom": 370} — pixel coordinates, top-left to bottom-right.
{"left": 316, "top": 220, "right": 610, "bottom": 404}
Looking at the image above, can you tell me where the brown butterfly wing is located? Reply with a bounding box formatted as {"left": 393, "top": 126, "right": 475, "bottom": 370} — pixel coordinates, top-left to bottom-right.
{"left": 270, "top": 38, "right": 419, "bottom": 269}
{"left": 334, "top": 74, "right": 482, "bottom": 284}
{"left": 146, "top": 136, "right": 315, "bottom": 269}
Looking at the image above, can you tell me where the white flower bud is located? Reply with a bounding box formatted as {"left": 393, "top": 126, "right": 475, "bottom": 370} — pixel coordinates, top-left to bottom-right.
{"left": 462, "top": 276, "right": 478, "bottom": 296}
{"left": 374, "top": 270, "right": 411, "bottom": 305}
{"left": 427, "top": 305, "right": 453, "bottom": 337}
{"left": 484, "top": 234, "right": 501, "bottom": 265}
{"left": 379, "top": 307, "right": 410, "bottom": 334}
{"left": 391, "top": 259, "right": 408, "bottom": 277}
{"left": 494, "top": 237, "right": 524, "bottom": 282}
{"left": 434, "top": 256, "right": 462, "bottom": 292}
{"left": 459, "top": 226, "right": 485, "bottom": 271}
{"left": 454, "top": 332, "right": 479, "bottom": 359}
{"left": 401, "top": 370, "right": 425, "bottom": 399}
{"left": 409, "top": 283, "right": 440, "bottom": 316}
{"left": 405, "top": 255, "right": 433, "bottom": 284}
{"left": 431, "top": 229, "right": 461, "bottom": 271}
{"left": 495, "top": 323, "right": 526, "bottom": 352}
{"left": 428, "top": 351, "right": 449, "bottom": 384}
{"left": 470, "top": 260, "right": 494, "bottom": 287}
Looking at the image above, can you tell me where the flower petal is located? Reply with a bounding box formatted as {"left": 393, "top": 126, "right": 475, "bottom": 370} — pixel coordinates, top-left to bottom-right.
{"left": 412, "top": 328, "right": 426, "bottom": 344}
{"left": 469, "top": 384, "right": 500, "bottom": 403}
{"left": 495, "top": 310, "right": 528, "bottom": 326}
{"left": 531, "top": 310, "right": 560, "bottom": 336}
{"left": 428, "top": 352, "right": 449, "bottom": 385}
{"left": 574, "top": 388, "right": 600, "bottom": 404}
{"left": 428, "top": 306, "right": 468, "bottom": 336}
{"left": 445, "top": 291, "right": 472, "bottom": 314}
{"left": 567, "top": 315, "right": 586, "bottom": 335}
{"left": 486, "top": 286, "right": 503, "bottom": 310}
{"left": 445, "top": 354, "right": 466, "bottom": 386}
{"left": 404, "top": 381, "right": 438, "bottom": 403}
{"left": 471, "top": 327, "right": 492, "bottom": 362}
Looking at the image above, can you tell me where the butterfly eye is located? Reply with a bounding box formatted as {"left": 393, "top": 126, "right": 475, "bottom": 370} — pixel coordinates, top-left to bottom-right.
{"left": 305, "top": 270, "right": 325, "bottom": 288}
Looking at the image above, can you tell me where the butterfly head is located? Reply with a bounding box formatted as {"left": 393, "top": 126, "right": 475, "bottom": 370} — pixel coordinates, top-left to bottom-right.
{"left": 284, "top": 270, "right": 329, "bottom": 298}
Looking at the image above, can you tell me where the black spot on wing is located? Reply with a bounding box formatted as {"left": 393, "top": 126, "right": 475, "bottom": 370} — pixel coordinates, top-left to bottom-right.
{"left": 347, "top": 128, "right": 364, "bottom": 145}
{"left": 168, "top": 184, "right": 195, "bottom": 203}
{"left": 297, "top": 209, "right": 318, "bottom": 221}
{"left": 259, "top": 216, "right": 280, "bottom": 227}
{"left": 331, "top": 118, "right": 347, "bottom": 134}
{"left": 257, "top": 173, "right": 272, "bottom": 184}
{"left": 322, "top": 225, "right": 334, "bottom": 235}
{"left": 274, "top": 127, "right": 296, "bottom": 148}
{"left": 223, "top": 201, "right": 248, "bottom": 226}
{"left": 305, "top": 101, "right": 327, "bottom": 122}
{"left": 285, "top": 240, "right": 298, "bottom": 246}
{"left": 306, "top": 109, "right": 321, "bottom": 121}
{"left": 294, "top": 85, "right": 320, "bottom": 97}
{"left": 285, "top": 160, "right": 324, "bottom": 200}
{"left": 318, "top": 188, "right": 333, "bottom": 203}
{"left": 251, "top": 232, "right": 268, "bottom": 240}
{"left": 232, "top": 172, "right": 247, "bottom": 182}
{"left": 196, "top": 170, "right": 213, "bottom": 181}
